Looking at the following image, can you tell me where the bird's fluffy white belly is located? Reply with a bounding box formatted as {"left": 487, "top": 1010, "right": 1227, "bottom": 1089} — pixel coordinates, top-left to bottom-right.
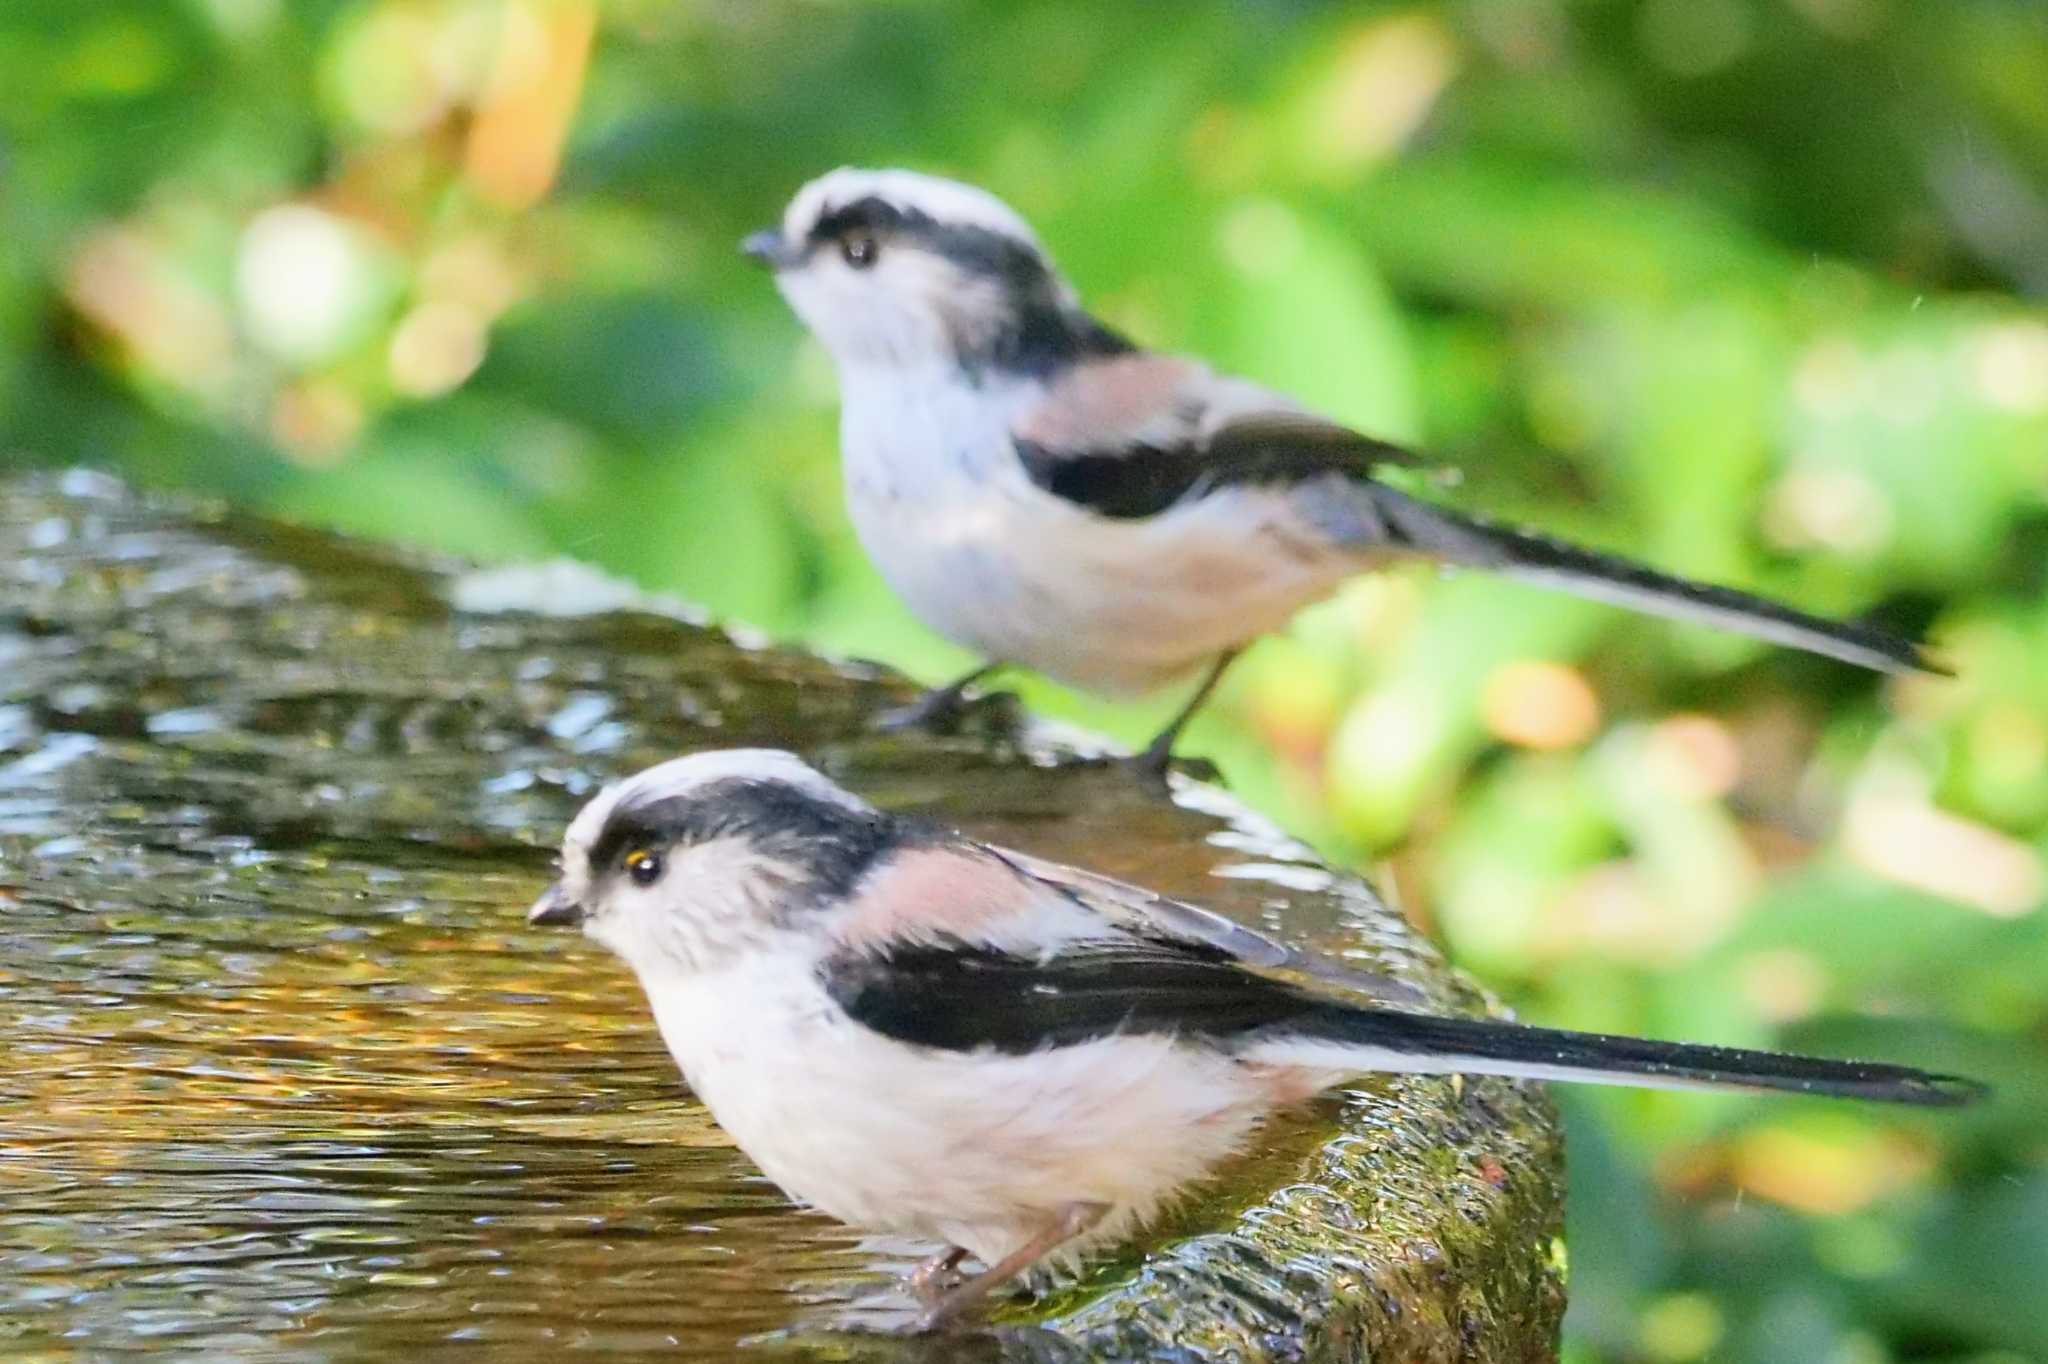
{"left": 845, "top": 425, "right": 1353, "bottom": 695}
{"left": 639, "top": 955, "right": 1275, "bottom": 1266}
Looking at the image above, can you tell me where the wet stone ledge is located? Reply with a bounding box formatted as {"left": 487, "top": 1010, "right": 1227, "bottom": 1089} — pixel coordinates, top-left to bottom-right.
{"left": 0, "top": 472, "right": 1564, "bottom": 1362}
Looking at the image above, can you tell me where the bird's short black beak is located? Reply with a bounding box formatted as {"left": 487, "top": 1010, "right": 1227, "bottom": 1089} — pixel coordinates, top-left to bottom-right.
{"left": 528, "top": 882, "right": 585, "bottom": 928}
{"left": 741, "top": 227, "right": 799, "bottom": 270}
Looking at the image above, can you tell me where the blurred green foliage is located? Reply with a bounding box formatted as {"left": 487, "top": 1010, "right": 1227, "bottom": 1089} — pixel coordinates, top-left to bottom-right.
{"left": 3, "top": 1, "right": 2045, "bottom": 1360}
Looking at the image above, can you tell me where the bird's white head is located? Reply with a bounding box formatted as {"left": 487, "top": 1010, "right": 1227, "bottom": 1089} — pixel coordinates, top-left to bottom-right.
{"left": 744, "top": 167, "right": 1116, "bottom": 377}
{"left": 528, "top": 749, "right": 892, "bottom": 977}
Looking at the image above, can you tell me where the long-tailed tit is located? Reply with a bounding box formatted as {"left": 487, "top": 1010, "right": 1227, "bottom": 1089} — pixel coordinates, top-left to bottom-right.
{"left": 742, "top": 170, "right": 1936, "bottom": 777}
{"left": 527, "top": 749, "right": 1980, "bottom": 1329}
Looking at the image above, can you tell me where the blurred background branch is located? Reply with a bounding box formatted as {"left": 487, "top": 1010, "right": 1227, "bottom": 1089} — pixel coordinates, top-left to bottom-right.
{"left": 1, "top": 2, "right": 2043, "bottom": 1361}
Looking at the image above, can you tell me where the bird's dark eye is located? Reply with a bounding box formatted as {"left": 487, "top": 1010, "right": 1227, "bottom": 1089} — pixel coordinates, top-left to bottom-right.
{"left": 840, "top": 232, "right": 879, "bottom": 269}
{"left": 624, "top": 848, "right": 664, "bottom": 887}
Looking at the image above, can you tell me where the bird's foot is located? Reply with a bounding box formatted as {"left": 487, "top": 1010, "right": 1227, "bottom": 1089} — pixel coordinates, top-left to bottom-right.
{"left": 907, "top": 1246, "right": 969, "bottom": 1305}
{"left": 874, "top": 687, "right": 973, "bottom": 734}
{"left": 911, "top": 1201, "right": 1108, "bottom": 1333}
{"left": 1116, "top": 738, "right": 1218, "bottom": 791}
{"left": 873, "top": 663, "right": 1008, "bottom": 736}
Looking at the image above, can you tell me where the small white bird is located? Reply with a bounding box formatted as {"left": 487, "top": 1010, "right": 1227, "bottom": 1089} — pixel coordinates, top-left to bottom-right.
{"left": 527, "top": 749, "right": 1979, "bottom": 1330}
{"left": 743, "top": 169, "right": 1937, "bottom": 777}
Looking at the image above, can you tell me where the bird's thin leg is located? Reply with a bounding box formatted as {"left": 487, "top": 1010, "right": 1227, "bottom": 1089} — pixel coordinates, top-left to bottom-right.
{"left": 916, "top": 1201, "right": 1109, "bottom": 1332}
{"left": 1128, "top": 649, "right": 1240, "bottom": 783}
{"left": 875, "top": 661, "right": 1004, "bottom": 734}
{"left": 907, "top": 1246, "right": 968, "bottom": 1304}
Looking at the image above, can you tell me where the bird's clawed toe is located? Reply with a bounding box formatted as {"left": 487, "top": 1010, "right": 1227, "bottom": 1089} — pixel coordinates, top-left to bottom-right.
{"left": 874, "top": 692, "right": 969, "bottom": 734}
{"left": 873, "top": 663, "right": 1009, "bottom": 736}
{"left": 1117, "top": 743, "right": 1217, "bottom": 790}
{"left": 907, "top": 1246, "right": 969, "bottom": 1305}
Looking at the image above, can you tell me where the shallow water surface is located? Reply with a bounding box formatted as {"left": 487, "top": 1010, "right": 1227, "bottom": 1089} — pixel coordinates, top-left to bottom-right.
{"left": 0, "top": 475, "right": 1556, "bottom": 1362}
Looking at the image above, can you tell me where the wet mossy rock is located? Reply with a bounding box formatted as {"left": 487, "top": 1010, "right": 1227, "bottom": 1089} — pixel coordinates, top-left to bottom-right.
{"left": 0, "top": 472, "right": 1564, "bottom": 1362}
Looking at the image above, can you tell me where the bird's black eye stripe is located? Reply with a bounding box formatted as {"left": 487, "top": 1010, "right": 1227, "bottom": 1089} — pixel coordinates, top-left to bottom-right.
{"left": 808, "top": 196, "right": 911, "bottom": 246}
{"left": 806, "top": 195, "right": 1053, "bottom": 293}
{"left": 586, "top": 778, "right": 915, "bottom": 903}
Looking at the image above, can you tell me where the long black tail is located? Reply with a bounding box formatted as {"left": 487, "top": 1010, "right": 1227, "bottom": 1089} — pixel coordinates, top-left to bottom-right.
{"left": 1263, "top": 1005, "right": 1984, "bottom": 1107}
{"left": 1352, "top": 483, "right": 1937, "bottom": 675}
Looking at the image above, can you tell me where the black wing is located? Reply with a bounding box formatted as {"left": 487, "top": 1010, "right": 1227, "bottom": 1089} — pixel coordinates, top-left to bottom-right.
{"left": 1012, "top": 355, "right": 1423, "bottom": 521}
{"left": 820, "top": 935, "right": 1326, "bottom": 1055}
{"left": 1018, "top": 413, "right": 1421, "bottom": 521}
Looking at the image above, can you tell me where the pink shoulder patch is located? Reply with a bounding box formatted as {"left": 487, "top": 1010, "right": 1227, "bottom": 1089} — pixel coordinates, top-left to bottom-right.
{"left": 1017, "top": 354, "right": 1199, "bottom": 452}
{"left": 831, "top": 846, "right": 1053, "bottom": 950}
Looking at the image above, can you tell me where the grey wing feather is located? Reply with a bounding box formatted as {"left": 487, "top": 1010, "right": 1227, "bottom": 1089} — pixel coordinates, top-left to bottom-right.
{"left": 989, "top": 847, "right": 1427, "bottom": 1008}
